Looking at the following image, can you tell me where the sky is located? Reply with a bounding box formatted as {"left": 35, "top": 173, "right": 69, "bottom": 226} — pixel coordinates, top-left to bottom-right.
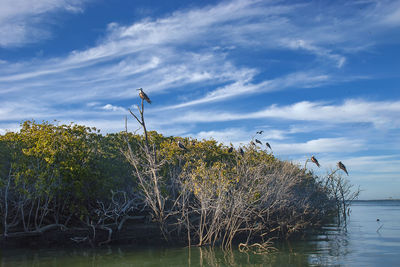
{"left": 1, "top": 0, "right": 399, "bottom": 199}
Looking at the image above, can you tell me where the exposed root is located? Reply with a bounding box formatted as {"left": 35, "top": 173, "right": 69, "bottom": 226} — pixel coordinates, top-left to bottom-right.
{"left": 238, "top": 241, "right": 278, "bottom": 255}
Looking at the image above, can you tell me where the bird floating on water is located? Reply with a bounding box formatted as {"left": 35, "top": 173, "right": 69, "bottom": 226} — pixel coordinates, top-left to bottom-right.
{"left": 255, "top": 139, "right": 262, "bottom": 145}
{"left": 337, "top": 161, "right": 348, "bottom": 175}
{"left": 178, "top": 141, "right": 188, "bottom": 151}
{"left": 311, "top": 155, "right": 320, "bottom": 167}
{"left": 137, "top": 88, "right": 152, "bottom": 104}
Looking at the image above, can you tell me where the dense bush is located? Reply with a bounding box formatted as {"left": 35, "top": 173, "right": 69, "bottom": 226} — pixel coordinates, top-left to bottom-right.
{"left": 0, "top": 121, "right": 134, "bottom": 235}
{"left": 1, "top": 120, "right": 352, "bottom": 249}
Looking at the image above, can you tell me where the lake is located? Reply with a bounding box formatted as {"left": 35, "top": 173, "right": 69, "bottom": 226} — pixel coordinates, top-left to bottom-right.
{"left": 1, "top": 200, "right": 399, "bottom": 266}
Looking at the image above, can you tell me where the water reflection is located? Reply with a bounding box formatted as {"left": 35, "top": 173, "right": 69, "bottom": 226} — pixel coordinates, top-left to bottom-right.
{"left": 1, "top": 201, "right": 400, "bottom": 266}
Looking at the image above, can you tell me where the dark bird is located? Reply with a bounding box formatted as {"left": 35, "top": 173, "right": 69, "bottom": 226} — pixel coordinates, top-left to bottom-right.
{"left": 337, "top": 161, "right": 349, "bottom": 175}
{"left": 137, "top": 88, "right": 152, "bottom": 104}
{"left": 266, "top": 142, "right": 271, "bottom": 150}
{"left": 311, "top": 155, "right": 320, "bottom": 167}
{"left": 178, "top": 141, "right": 188, "bottom": 151}
{"left": 255, "top": 139, "right": 262, "bottom": 145}
{"left": 239, "top": 148, "right": 244, "bottom": 156}
{"left": 256, "top": 130, "right": 264, "bottom": 135}
{"left": 228, "top": 147, "right": 233, "bottom": 153}
{"left": 377, "top": 219, "right": 380, "bottom": 222}
{"left": 250, "top": 141, "right": 256, "bottom": 146}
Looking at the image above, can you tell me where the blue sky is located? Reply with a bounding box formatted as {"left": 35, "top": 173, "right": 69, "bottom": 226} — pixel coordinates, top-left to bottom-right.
{"left": 1, "top": 0, "right": 399, "bottom": 199}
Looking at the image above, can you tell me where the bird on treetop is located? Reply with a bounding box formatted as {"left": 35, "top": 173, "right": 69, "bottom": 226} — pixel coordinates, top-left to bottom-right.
{"left": 239, "top": 148, "right": 244, "bottom": 156}
{"left": 311, "top": 155, "right": 320, "bottom": 167}
{"left": 256, "top": 130, "right": 264, "bottom": 135}
{"left": 255, "top": 139, "right": 262, "bottom": 145}
{"left": 137, "top": 88, "right": 152, "bottom": 104}
{"left": 178, "top": 141, "right": 188, "bottom": 151}
{"left": 266, "top": 142, "right": 271, "bottom": 150}
{"left": 337, "top": 161, "right": 349, "bottom": 175}
{"left": 228, "top": 147, "right": 233, "bottom": 153}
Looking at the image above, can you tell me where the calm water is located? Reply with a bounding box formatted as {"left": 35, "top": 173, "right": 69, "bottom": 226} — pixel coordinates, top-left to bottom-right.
{"left": 1, "top": 201, "right": 399, "bottom": 266}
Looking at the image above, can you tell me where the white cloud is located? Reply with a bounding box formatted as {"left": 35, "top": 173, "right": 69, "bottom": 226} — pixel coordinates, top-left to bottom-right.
{"left": 281, "top": 39, "right": 346, "bottom": 68}
{"left": 193, "top": 128, "right": 249, "bottom": 144}
{"left": 101, "top": 104, "right": 126, "bottom": 113}
{"left": 0, "top": 0, "right": 87, "bottom": 47}
{"left": 166, "top": 99, "right": 400, "bottom": 130}
{"left": 160, "top": 71, "right": 331, "bottom": 110}
{"left": 251, "top": 99, "right": 400, "bottom": 128}
{"left": 273, "top": 137, "right": 366, "bottom": 155}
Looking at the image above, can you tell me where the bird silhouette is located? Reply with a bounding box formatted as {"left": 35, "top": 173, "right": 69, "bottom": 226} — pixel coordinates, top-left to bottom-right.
{"left": 337, "top": 161, "right": 348, "bottom": 175}
{"left": 311, "top": 155, "right": 320, "bottom": 167}
{"left": 239, "top": 148, "right": 244, "bottom": 156}
{"left": 137, "top": 88, "right": 152, "bottom": 104}
{"left": 178, "top": 141, "right": 188, "bottom": 151}
{"left": 228, "top": 147, "right": 233, "bottom": 153}
{"left": 256, "top": 130, "right": 264, "bottom": 135}
{"left": 255, "top": 139, "right": 262, "bottom": 145}
{"left": 266, "top": 142, "right": 271, "bottom": 150}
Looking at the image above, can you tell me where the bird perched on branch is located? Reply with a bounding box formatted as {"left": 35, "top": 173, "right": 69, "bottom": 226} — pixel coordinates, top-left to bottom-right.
{"left": 239, "top": 148, "right": 244, "bottom": 156}
{"left": 228, "top": 147, "right": 233, "bottom": 153}
{"left": 337, "top": 161, "right": 348, "bottom": 175}
{"left": 137, "top": 88, "right": 152, "bottom": 104}
{"left": 255, "top": 139, "right": 262, "bottom": 145}
{"left": 311, "top": 155, "right": 320, "bottom": 167}
{"left": 266, "top": 142, "right": 271, "bottom": 150}
{"left": 178, "top": 141, "right": 188, "bottom": 151}
{"left": 256, "top": 130, "right": 264, "bottom": 135}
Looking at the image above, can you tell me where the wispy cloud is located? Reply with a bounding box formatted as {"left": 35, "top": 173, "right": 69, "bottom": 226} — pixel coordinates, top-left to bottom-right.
{"left": 0, "top": 0, "right": 87, "bottom": 47}
{"left": 165, "top": 99, "right": 400, "bottom": 130}
{"left": 273, "top": 137, "right": 366, "bottom": 155}
{"left": 159, "top": 71, "right": 331, "bottom": 110}
{"left": 1, "top": 0, "right": 397, "bottom": 107}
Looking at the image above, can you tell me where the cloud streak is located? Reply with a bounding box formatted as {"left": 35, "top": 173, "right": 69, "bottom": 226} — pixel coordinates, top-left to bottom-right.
{"left": 165, "top": 99, "right": 400, "bottom": 130}
{"left": 0, "top": 0, "right": 87, "bottom": 47}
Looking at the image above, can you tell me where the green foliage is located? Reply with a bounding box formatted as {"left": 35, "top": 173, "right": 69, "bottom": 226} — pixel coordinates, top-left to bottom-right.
{"left": 0, "top": 121, "right": 133, "bottom": 221}
{"left": 0, "top": 120, "right": 340, "bottom": 246}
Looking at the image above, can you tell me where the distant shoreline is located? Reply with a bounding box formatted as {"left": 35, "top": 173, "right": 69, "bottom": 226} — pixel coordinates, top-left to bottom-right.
{"left": 354, "top": 199, "right": 400, "bottom": 202}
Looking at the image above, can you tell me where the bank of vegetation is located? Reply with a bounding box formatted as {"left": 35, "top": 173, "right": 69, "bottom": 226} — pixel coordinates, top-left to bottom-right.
{"left": 0, "top": 103, "right": 359, "bottom": 251}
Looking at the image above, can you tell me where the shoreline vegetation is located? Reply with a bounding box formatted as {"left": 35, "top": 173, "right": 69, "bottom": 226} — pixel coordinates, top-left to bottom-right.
{"left": 0, "top": 96, "right": 359, "bottom": 251}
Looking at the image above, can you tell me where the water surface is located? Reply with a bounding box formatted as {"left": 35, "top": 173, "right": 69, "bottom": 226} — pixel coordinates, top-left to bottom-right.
{"left": 1, "top": 200, "right": 399, "bottom": 266}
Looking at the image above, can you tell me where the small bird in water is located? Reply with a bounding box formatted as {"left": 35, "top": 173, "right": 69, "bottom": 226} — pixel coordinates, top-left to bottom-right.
{"left": 137, "top": 88, "right": 152, "bottom": 104}
{"left": 239, "top": 148, "right": 244, "bottom": 156}
{"left": 311, "top": 155, "right": 320, "bottom": 167}
{"left": 266, "top": 142, "right": 271, "bottom": 150}
{"left": 228, "top": 147, "right": 233, "bottom": 153}
{"left": 337, "top": 161, "right": 348, "bottom": 175}
{"left": 178, "top": 141, "right": 188, "bottom": 151}
{"left": 256, "top": 130, "right": 264, "bottom": 135}
{"left": 255, "top": 139, "right": 262, "bottom": 145}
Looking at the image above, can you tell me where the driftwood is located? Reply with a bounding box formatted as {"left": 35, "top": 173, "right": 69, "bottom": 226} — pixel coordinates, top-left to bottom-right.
{"left": 3, "top": 224, "right": 67, "bottom": 238}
